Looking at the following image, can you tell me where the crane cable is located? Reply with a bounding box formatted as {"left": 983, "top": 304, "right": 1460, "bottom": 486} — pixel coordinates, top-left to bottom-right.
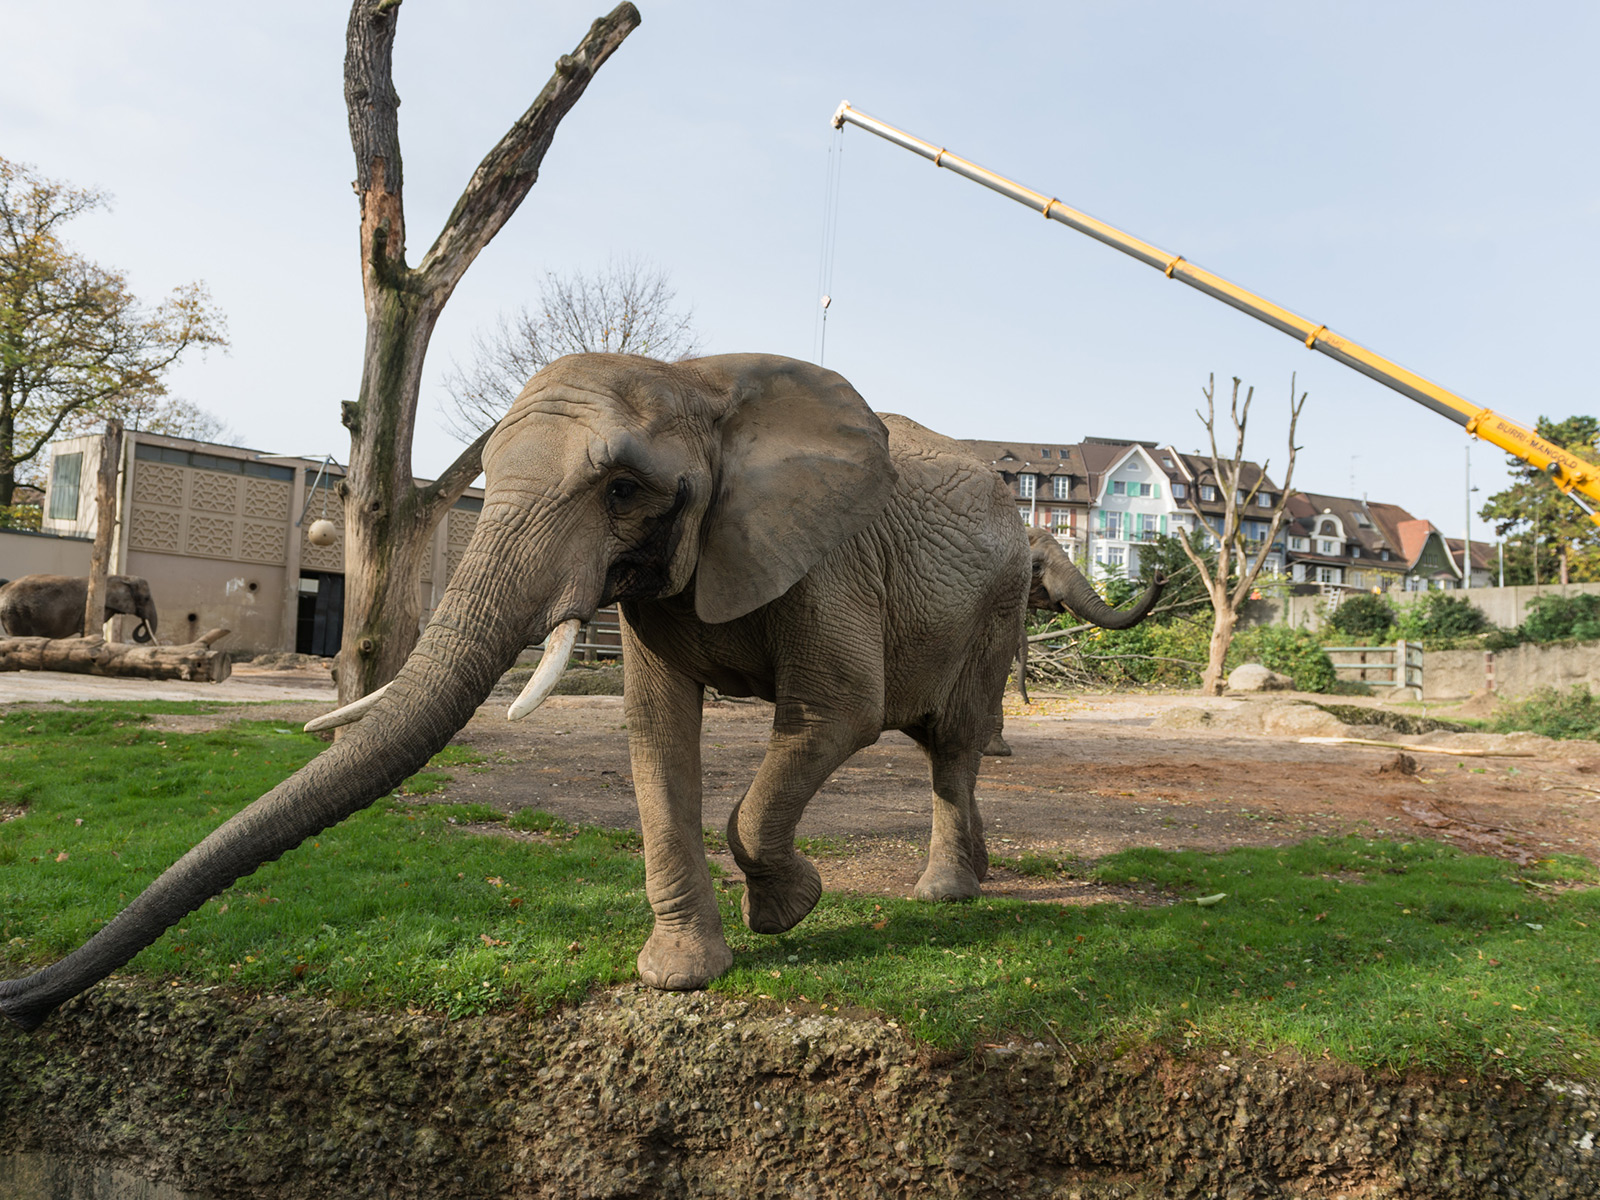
{"left": 813, "top": 126, "right": 846, "bottom": 366}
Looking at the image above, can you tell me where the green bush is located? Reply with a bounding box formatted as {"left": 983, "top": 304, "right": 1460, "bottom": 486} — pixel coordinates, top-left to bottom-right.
{"left": 0, "top": 503, "right": 42, "bottom": 532}
{"left": 1521, "top": 593, "right": 1600, "bottom": 644}
{"left": 1490, "top": 685, "right": 1600, "bottom": 742}
{"left": 1325, "top": 593, "right": 1394, "bottom": 639}
{"left": 1393, "top": 591, "right": 1493, "bottom": 644}
{"left": 1227, "top": 624, "right": 1337, "bottom": 692}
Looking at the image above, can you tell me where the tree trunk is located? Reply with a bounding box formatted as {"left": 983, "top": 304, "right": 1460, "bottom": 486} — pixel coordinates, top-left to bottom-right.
{"left": 0, "top": 629, "right": 231, "bottom": 682}
{"left": 1201, "top": 586, "right": 1236, "bottom": 696}
{"left": 335, "top": 0, "right": 640, "bottom": 706}
{"left": 83, "top": 420, "right": 123, "bottom": 639}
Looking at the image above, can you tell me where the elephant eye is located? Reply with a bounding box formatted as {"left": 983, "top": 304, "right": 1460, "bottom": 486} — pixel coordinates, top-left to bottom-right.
{"left": 607, "top": 477, "right": 640, "bottom": 505}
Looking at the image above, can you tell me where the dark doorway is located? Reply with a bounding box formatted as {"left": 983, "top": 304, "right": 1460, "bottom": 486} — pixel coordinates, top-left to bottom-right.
{"left": 296, "top": 572, "right": 344, "bottom": 657}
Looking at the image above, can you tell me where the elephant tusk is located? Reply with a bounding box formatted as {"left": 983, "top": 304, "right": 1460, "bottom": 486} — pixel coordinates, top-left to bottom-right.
{"left": 304, "top": 683, "right": 391, "bottom": 733}
{"left": 508, "top": 619, "right": 581, "bottom": 721}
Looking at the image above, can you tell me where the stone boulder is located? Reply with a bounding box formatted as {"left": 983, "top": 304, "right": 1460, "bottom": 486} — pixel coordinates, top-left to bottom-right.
{"left": 1226, "top": 662, "right": 1294, "bottom": 692}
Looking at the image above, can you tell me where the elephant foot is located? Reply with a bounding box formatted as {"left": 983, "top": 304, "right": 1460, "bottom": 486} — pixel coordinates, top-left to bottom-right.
{"left": 740, "top": 855, "right": 823, "bottom": 935}
{"left": 637, "top": 926, "right": 733, "bottom": 991}
{"left": 966, "top": 806, "right": 989, "bottom": 882}
{"left": 981, "top": 735, "right": 1013, "bottom": 757}
{"left": 914, "top": 856, "right": 982, "bottom": 904}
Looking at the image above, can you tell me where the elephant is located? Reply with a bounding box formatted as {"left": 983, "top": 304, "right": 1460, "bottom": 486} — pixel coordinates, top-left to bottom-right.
{"left": 981, "top": 528, "right": 1164, "bottom": 756}
{"left": 1, "top": 352, "right": 1032, "bottom": 1032}
{"left": 0, "top": 573, "right": 159, "bottom": 643}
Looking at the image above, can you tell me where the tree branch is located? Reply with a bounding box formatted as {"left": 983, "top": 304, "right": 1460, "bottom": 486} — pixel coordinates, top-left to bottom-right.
{"left": 417, "top": 4, "right": 641, "bottom": 300}
{"left": 417, "top": 425, "right": 493, "bottom": 523}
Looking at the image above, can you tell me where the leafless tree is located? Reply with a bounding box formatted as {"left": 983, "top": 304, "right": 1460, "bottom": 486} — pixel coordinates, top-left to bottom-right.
{"left": 441, "top": 259, "right": 699, "bottom": 442}
{"left": 1178, "top": 373, "right": 1307, "bottom": 695}
{"left": 337, "top": 0, "right": 639, "bottom": 705}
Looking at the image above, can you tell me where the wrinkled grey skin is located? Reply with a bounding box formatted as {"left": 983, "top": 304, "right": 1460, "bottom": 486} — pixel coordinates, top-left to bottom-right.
{"left": 0, "top": 573, "right": 158, "bottom": 643}
{"left": 982, "top": 528, "right": 1164, "bottom": 756}
{"left": 0, "top": 353, "right": 1029, "bottom": 1031}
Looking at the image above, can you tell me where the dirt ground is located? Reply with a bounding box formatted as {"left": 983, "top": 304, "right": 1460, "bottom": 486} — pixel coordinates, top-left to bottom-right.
{"left": 113, "top": 675, "right": 1600, "bottom": 905}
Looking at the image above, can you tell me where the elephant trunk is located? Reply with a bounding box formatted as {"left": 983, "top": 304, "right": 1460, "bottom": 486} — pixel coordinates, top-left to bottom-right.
{"left": 0, "top": 515, "right": 548, "bottom": 1032}
{"left": 1055, "top": 567, "right": 1166, "bottom": 630}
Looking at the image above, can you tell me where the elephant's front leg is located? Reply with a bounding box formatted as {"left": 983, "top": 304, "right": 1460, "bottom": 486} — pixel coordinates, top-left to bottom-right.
{"left": 729, "top": 700, "right": 878, "bottom": 935}
{"left": 916, "top": 739, "right": 987, "bottom": 902}
{"left": 622, "top": 628, "right": 732, "bottom": 991}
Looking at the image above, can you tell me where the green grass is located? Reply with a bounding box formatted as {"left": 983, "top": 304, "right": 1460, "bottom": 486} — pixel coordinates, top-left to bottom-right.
{"left": 2, "top": 703, "right": 1598, "bottom": 1079}
{"left": 1492, "top": 685, "right": 1600, "bottom": 742}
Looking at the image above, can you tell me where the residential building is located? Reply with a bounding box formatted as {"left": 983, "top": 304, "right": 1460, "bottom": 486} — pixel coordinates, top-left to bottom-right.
{"left": 1161, "top": 449, "right": 1286, "bottom": 577}
{"left": 1283, "top": 492, "right": 1477, "bottom": 592}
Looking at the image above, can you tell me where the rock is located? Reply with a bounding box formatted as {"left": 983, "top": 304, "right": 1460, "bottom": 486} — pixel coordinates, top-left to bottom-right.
{"left": 1226, "top": 663, "right": 1293, "bottom": 693}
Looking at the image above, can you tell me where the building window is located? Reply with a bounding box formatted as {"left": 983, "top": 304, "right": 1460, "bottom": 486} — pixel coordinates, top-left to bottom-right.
{"left": 1052, "top": 475, "right": 1069, "bottom": 499}
{"left": 1141, "top": 513, "right": 1158, "bottom": 538}
{"left": 1350, "top": 545, "right": 1361, "bottom": 558}
{"left": 1102, "top": 511, "right": 1121, "bottom": 538}
{"left": 1200, "top": 485, "right": 1217, "bottom": 502}
{"left": 48, "top": 452, "right": 83, "bottom": 520}
{"left": 1319, "top": 519, "right": 1337, "bottom": 536}
{"left": 1126, "top": 459, "right": 1142, "bottom": 472}
{"left": 1162, "top": 456, "right": 1174, "bottom": 467}
{"left": 1106, "top": 547, "right": 1124, "bottom": 566}
{"left": 1017, "top": 507, "right": 1032, "bottom": 524}
{"left": 1289, "top": 536, "right": 1308, "bottom": 551}
{"left": 1319, "top": 539, "right": 1336, "bottom": 555}
{"left": 1380, "top": 548, "right": 1391, "bottom": 561}
{"left": 1257, "top": 492, "right": 1273, "bottom": 507}
{"left": 1018, "top": 473, "right": 1035, "bottom": 498}
{"left": 1317, "top": 566, "right": 1337, "bottom": 584}
{"left": 1172, "top": 482, "right": 1187, "bottom": 499}
{"left": 1138, "top": 483, "right": 1152, "bottom": 497}
{"left": 1040, "top": 448, "right": 1052, "bottom": 458}
{"left": 1111, "top": 480, "right": 1126, "bottom": 496}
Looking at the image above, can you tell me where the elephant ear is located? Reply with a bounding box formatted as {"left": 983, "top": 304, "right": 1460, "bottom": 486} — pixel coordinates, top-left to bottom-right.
{"left": 692, "top": 354, "right": 894, "bottom": 624}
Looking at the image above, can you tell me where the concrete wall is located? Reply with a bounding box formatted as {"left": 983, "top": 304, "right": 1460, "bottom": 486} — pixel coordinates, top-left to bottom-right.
{"left": 126, "top": 549, "right": 289, "bottom": 655}
{"left": 0, "top": 529, "right": 93, "bottom": 582}
{"left": 1424, "top": 641, "right": 1600, "bottom": 700}
{"left": 1286, "top": 581, "right": 1600, "bottom": 631}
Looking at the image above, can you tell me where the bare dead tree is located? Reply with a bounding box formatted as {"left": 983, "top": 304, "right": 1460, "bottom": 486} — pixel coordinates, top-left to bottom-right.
{"left": 441, "top": 258, "right": 699, "bottom": 442}
{"left": 338, "top": 0, "right": 640, "bottom": 705}
{"left": 1177, "top": 373, "right": 1307, "bottom": 695}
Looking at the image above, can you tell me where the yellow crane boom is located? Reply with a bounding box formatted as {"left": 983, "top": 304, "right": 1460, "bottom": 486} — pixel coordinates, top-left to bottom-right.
{"left": 830, "top": 101, "right": 1600, "bottom": 524}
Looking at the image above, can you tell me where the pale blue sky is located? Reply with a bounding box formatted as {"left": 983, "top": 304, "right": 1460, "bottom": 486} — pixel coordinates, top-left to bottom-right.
{"left": 5, "top": 1, "right": 1596, "bottom": 546}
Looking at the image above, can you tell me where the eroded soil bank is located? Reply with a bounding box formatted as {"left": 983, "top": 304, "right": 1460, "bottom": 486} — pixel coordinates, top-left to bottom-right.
{"left": 3, "top": 978, "right": 1595, "bottom": 1199}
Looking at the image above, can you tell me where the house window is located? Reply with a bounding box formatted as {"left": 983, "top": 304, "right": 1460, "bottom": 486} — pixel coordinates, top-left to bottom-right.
{"left": 1102, "top": 511, "right": 1121, "bottom": 538}
{"left": 1200, "top": 485, "right": 1217, "bottom": 502}
{"left": 1052, "top": 475, "right": 1070, "bottom": 499}
{"left": 1317, "top": 566, "right": 1337, "bottom": 584}
{"left": 1111, "top": 480, "right": 1126, "bottom": 496}
{"left": 1236, "top": 489, "right": 1248, "bottom": 504}
{"left": 1126, "top": 460, "right": 1142, "bottom": 472}
{"left": 1017, "top": 507, "right": 1032, "bottom": 524}
{"left": 1040, "top": 448, "right": 1052, "bottom": 458}
{"left": 1162, "top": 456, "right": 1174, "bottom": 467}
{"left": 1289, "top": 536, "right": 1308, "bottom": 551}
{"left": 1172, "top": 482, "right": 1187, "bottom": 499}
{"left": 48, "top": 452, "right": 83, "bottom": 520}
{"left": 1319, "top": 519, "right": 1337, "bottom": 536}
{"left": 1106, "top": 547, "right": 1124, "bottom": 566}
{"left": 1380, "top": 549, "right": 1391, "bottom": 561}
{"left": 1141, "top": 513, "right": 1158, "bottom": 538}
{"left": 1018, "top": 473, "right": 1035, "bottom": 499}
{"left": 1138, "top": 483, "right": 1152, "bottom": 497}
{"left": 1257, "top": 492, "right": 1273, "bottom": 507}
{"left": 1319, "top": 539, "right": 1336, "bottom": 555}
{"left": 1350, "top": 545, "right": 1361, "bottom": 558}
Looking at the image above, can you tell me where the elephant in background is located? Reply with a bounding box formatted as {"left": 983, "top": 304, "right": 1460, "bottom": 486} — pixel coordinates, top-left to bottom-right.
{"left": 0, "top": 574, "right": 159, "bottom": 643}
{"left": 1, "top": 352, "right": 1031, "bottom": 1031}
{"left": 982, "top": 528, "right": 1164, "bottom": 756}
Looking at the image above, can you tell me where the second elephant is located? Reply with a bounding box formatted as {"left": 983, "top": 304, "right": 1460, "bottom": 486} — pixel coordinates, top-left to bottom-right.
{"left": 0, "top": 574, "right": 159, "bottom": 642}
{"left": 984, "top": 528, "right": 1164, "bottom": 755}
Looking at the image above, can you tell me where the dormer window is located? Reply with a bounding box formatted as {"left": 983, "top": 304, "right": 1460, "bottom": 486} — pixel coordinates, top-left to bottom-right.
{"left": 1319, "top": 519, "right": 1337, "bottom": 536}
{"left": 1041, "top": 448, "right": 1052, "bottom": 458}
{"left": 1018, "top": 473, "right": 1036, "bottom": 499}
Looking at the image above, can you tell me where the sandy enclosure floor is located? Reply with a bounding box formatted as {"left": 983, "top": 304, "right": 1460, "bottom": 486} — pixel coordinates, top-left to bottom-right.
{"left": 31, "top": 677, "right": 1579, "bottom": 906}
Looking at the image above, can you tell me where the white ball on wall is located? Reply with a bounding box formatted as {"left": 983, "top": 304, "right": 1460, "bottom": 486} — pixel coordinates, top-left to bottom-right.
{"left": 307, "top": 519, "right": 338, "bottom": 547}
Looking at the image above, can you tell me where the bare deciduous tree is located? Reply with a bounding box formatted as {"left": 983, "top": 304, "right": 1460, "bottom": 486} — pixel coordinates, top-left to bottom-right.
{"left": 442, "top": 259, "right": 699, "bottom": 442}
{"left": 337, "top": 0, "right": 640, "bottom": 706}
{"left": 1178, "top": 373, "right": 1307, "bottom": 695}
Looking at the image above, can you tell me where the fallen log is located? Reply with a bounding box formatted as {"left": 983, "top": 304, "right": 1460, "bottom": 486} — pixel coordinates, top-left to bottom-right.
{"left": 0, "top": 629, "right": 232, "bottom": 683}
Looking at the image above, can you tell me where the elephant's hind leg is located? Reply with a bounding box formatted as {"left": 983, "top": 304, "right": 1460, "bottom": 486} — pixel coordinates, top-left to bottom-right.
{"left": 913, "top": 737, "right": 987, "bottom": 903}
